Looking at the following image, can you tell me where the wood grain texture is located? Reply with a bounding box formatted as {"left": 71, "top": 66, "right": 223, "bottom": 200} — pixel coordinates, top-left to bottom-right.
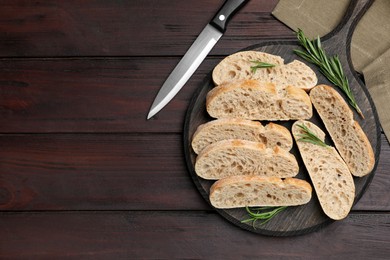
{"left": 0, "top": 133, "right": 388, "bottom": 211}
{"left": 0, "top": 0, "right": 292, "bottom": 57}
{"left": 0, "top": 0, "right": 389, "bottom": 256}
{"left": 0, "top": 57, "right": 222, "bottom": 133}
{"left": 0, "top": 134, "right": 206, "bottom": 210}
{"left": 0, "top": 211, "right": 389, "bottom": 259}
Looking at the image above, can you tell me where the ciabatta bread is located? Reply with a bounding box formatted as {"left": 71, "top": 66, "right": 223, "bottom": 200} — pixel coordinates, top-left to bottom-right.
{"left": 212, "top": 51, "right": 284, "bottom": 86}
{"left": 209, "top": 175, "right": 312, "bottom": 209}
{"left": 195, "top": 139, "right": 299, "bottom": 180}
{"left": 292, "top": 120, "right": 355, "bottom": 220}
{"left": 191, "top": 118, "right": 293, "bottom": 154}
{"left": 212, "top": 51, "right": 317, "bottom": 91}
{"left": 310, "top": 85, "right": 375, "bottom": 177}
{"left": 206, "top": 79, "right": 312, "bottom": 121}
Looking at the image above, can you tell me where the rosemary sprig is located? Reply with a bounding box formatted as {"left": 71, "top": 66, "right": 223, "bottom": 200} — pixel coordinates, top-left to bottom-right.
{"left": 250, "top": 60, "right": 275, "bottom": 73}
{"left": 294, "top": 29, "right": 364, "bottom": 118}
{"left": 241, "top": 206, "right": 287, "bottom": 228}
{"left": 296, "top": 124, "right": 328, "bottom": 147}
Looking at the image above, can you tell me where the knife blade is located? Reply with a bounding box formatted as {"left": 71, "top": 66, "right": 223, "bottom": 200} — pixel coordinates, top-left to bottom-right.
{"left": 147, "top": 0, "right": 249, "bottom": 119}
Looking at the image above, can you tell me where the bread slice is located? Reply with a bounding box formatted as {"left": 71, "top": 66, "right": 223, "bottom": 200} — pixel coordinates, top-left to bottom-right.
{"left": 269, "top": 60, "right": 318, "bottom": 91}
{"left": 195, "top": 139, "right": 299, "bottom": 180}
{"left": 209, "top": 175, "right": 312, "bottom": 209}
{"left": 292, "top": 120, "right": 355, "bottom": 220}
{"left": 206, "top": 79, "right": 312, "bottom": 121}
{"left": 212, "top": 50, "right": 317, "bottom": 91}
{"left": 310, "top": 85, "right": 375, "bottom": 177}
{"left": 212, "top": 51, "right": 284, "bottom": 86}
{"left": 191, "top": 118, "right": 293, "bottom": 154}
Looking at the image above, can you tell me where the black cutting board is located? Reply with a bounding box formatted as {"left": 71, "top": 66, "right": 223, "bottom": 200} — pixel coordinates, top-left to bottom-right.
{"left": 183, "top": 0, "right": 381, "bottom": 236}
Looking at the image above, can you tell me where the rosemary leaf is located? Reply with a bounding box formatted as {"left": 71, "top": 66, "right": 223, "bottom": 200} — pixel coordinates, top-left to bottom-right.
{"left": 294, "top": 29, "right": 364, "bottom": 118}
{"left": 241, "top": 206, "right": 287, "bottom": 229}
{"left": 294, "top": 50, "right": 316, "bottom": 63}
{"left": 250, "top": 60, "right": 275, "bottom": 73}
{"left": 330, "top": 56, "right": 342, "bottom": 78}
{"left": 297, "top": 137, "right": 326, "bottom": 147}
{"left": 296, "top": 124, "right": 328, "bottom": 148}
{"left": 307, "top": 38, "right": 320, "bottom": 59}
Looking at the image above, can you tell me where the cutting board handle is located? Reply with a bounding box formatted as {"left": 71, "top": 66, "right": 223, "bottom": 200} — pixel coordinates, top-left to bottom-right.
{"left": 322, "top": 0, "right": 374, "bottom": 45}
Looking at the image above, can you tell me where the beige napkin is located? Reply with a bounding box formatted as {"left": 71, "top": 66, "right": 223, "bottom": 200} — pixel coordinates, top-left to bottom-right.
{"left": 272, "top": 0, "right": 390, "bottom": 139}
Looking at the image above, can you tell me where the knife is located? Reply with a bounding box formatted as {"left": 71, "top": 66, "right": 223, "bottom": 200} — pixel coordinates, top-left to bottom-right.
{"left": 147, "top": 0, "right": 249, "bottom": 119}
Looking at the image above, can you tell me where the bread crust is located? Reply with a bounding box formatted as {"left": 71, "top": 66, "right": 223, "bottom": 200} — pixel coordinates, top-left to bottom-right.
{"left": 310, "top": 85, "right": 375, "bottom": 177}
{"left": 206, "top": 79, "right": 276, "bottom": 102}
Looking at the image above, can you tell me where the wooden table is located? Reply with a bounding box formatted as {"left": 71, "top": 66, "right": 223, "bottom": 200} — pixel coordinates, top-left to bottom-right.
{"left": 0, "top": 0, "right": 389, "bottom": 258}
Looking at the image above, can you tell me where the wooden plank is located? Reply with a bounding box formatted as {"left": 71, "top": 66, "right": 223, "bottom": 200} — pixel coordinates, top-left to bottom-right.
{"left": 0, "top": 57, "right": 219, "bottom": 133}
{"left": 0, "top": 211, "right": 389, "bottom": 258}
{"left": 0, "top": 134, "right": 207, "bottom": 210}
{"left": 0, "top": 134, "right": 388, "bottom": 211}
{"left": 0, "top": 0, "right": 292, "bottom": 57}
{"left": 2, "top": 57, "right": 383, "bottom": 135}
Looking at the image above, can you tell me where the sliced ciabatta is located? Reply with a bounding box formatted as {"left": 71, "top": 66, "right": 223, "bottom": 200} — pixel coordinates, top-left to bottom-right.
{"left": 195, "top": 139, "right": 298, "bottom": 180}
{"left": 292, "top": 120, "right": 355, "bottom": 220}
{"left": 209, "top": 175, "right": 312, "bottom": 209}
{"left": 212, "top": 50, "right": 317, "bottom": 91}
{"left": 212, "top": 51, "right": 284, "bottom": 86}
{"left": 310, "top": 85, "right": 375, "bottom": 177}
{"left": 191, "top": 118, "right": 293, "bottom": 154}
{"left": 270, "top": 60, "right": 318, "bottom": 91}
{"left": 206, "top": 79, "right": 312, "bottom": 121}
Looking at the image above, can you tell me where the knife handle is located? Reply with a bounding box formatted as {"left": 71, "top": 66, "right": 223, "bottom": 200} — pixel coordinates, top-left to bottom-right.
{"left": 210, "top": 0, "right": 249, "bottom": 33}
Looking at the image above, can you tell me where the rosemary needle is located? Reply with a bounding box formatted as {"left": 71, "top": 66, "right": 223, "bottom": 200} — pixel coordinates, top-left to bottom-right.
{"left": 250, "top": 60, "right": 275, "bottom": 73}
{"left": 296, "top": 124, "right": 329, "bottom": 148}
{"left": 241, "top": 206, "right": 287, "bottom": 228}
{"left": 294, "top": 29, "right": 364, "bottom": 118}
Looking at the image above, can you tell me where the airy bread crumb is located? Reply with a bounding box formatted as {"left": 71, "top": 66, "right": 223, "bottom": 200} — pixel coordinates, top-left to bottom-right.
{"left": 206, "top": 79, "right": 312, "bottom": 121}
{"left": 210, "top": 175, "right": 312, "bottom": 209}
{"left": 191, "top": 118, "right": 293, "bottom": 154}
{"left": 212, "top": 50, "right": 317, "bottom": 91}
{"left": 292, "top": 120, "right": 355, "bottom": 220}
{"left": 310, "top": 85, "right": 375, "bottom": 177}
{"left": 195, "top": 139, "right": 298, "bottom": 180}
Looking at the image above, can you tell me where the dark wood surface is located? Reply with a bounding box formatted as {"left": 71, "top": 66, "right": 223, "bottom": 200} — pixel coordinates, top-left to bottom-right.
{"left": 0, "top": 0, "right": 389, "bottom": 258}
